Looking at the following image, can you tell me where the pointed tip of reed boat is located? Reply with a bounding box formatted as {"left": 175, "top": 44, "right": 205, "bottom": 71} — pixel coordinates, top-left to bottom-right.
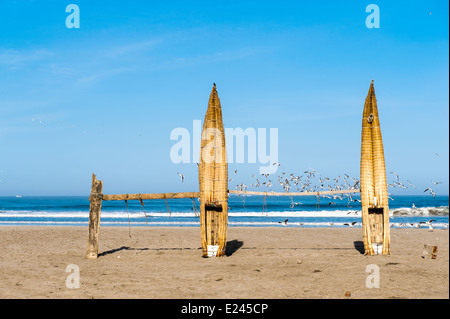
{"left": 208, "top": 83, "right": 221, "bottom": 108}
{"left": 368, "top": 79, "right": 376, "bottom": 97}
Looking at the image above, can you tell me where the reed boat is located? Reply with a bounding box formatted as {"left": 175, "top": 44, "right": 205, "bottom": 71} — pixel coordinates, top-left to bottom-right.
{"left": 198, "top": 84, "right": 228, "bottom": 257}
{"left": 360, "top": 80, "right": 391, "bottom": 255}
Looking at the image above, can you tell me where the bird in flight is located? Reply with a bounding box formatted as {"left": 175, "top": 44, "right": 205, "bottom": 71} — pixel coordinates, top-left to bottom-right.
{"left": 424, "top": 188, "right": 437, "bottom": 198}
{"left": 278, "top": 219, "right": 288, "bottom": 227}
{"left": 420, "top": 219, "right": 436, "bottom": 231}
{"left": 390, "top": 172, "right": 399, "bottom": 181}
{"left": 420, "top": 219, "right": 436, "bottom": 226}
{"left": 406, "top": 180, "right": 416, "bottom": 188}
{"left": 272, "top": 162, "right": 281, "bottom": 166}
{"left": 177, "top": 172, "right": 184, "bottom": 183}
{"left": 343, "top": 222, "right": 357, "bottom": 228}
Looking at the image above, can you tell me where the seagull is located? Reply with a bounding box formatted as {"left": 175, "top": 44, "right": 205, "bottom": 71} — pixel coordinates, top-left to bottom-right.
{"left": 424, "top": 188, "right": 437, "bottom": 198}
{"left": 351, "top": 180, "right": 360, "bottom": 189}
{"left": 395, "top": 182, "right": 407, "bottom": 189}
{"left": 419, "top": 220, "right": 436, "bottom": 230}
{"left": 390, "top": 172, "right": 399, "bottom": 181}
{"left": 272, "top": 162, "right": 281, "bottom": 166}
{"left": 420, "top": 219, "right": 436, "bottom": 226}
{"left": 432, "top": 180, "right": 442, "bottom": 185}
{"left": 343, "top": 222, "right": 357, "bottom": 228}
{"left": 278, "top": 219, "right": 288, "bottom": 227}
{"left": 290, "top": 201, "right": 301, "bottom": 209}
{"left": 234, "top": 170, "right": 237, "bottom": 175}
{"left": 177, "top": 172, "right": 184, "bottom": 183}
{"left": 406, "top": 180, "right": 416, "bottom": 188}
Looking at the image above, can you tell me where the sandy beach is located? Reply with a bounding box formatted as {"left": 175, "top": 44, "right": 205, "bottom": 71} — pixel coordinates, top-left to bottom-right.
{"left": 0, "top": 226, "right": 448, "bottom": 299}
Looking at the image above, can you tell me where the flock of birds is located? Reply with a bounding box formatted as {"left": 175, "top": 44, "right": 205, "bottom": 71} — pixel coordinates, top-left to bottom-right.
{"left": 277, "top": 218, "right": 448, "bottom": 231}
{"left": 176, "top": 163, "right": 446, "bottom": 230}
{"left": 239, "top": 165, "right": 361, "bottom": 195}
{"left": 178, "top": 165, "right": 441, "bottom": 202}
{"left": 388, "top": 171, "right": 442, "bottom": 199}
{"left": 177, "top": 164, "right": 444, "bottom": 206}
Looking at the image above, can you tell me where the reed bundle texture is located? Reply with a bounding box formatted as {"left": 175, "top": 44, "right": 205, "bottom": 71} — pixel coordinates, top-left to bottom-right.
{"left": 198, "top": 84, "right": 228, "bottom": 257}
{"left": 360, "top": 80, "right": 391, "bottom": 255}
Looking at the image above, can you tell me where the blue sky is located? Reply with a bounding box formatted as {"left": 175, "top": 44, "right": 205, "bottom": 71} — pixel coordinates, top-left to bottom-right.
{"left": 0, "top": 1, "right": 448, "bottom": 196}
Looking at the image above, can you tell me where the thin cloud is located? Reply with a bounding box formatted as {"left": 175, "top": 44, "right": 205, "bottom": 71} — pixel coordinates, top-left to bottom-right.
{"left": 76, "top": 67, "right": 135, "bottom": 84}
{"left": 165, "top": 47, "right": 264, "bottom": 69}
{"left": 107, "top": 39, "right": 162, "bottom": 57}
{"left": 0, "top": 49, "right": 52, "bottom": 70}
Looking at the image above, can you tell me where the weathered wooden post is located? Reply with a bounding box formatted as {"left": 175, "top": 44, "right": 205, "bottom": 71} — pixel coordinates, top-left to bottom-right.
{"left": 198, "top": 84, "right": 228, "bottom": 257}
{"left": 360, "top": 80, "right": 391, "bottom": 255}
{"left": 86, "top": 174, "right": 103, "bottom": 259}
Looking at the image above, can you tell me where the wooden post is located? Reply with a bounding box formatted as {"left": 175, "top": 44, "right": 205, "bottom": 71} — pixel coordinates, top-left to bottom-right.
{"left": 86, "top": 174, "right": 103, "bottom": 259}
{"left": 422, "top": 245, "right": 438, "bottom": 259}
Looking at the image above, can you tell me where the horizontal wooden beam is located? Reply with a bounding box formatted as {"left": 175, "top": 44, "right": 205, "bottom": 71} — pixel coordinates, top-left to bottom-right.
{"left": 102, "top": 192, "right": 200, "bottom": 201}
{"left": 100, "top": 189, "right": 360, "bottom": 201}
{"left": 229, "top": 189, "right": 360, "bottom": 196}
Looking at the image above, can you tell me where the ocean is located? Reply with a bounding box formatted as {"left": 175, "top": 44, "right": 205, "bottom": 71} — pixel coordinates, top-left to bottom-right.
{"left": 0, "top": 195, "right": 448, "bottom": 229}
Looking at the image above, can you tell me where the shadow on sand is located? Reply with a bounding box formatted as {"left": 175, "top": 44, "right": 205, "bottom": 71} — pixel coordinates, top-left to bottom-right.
{"left": 225, "top": 239, "right": 244, "bottom": 256}
{"left": 98, "top": 246, "right": 201, "bottom": 257}
{"left": 353, "top": 241, "right": 365, "bottom": 254}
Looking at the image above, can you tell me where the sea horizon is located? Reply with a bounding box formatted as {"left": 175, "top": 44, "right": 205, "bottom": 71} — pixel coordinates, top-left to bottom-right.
{"left": 1, "top": 194, "right": 448, "bottom": 228}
